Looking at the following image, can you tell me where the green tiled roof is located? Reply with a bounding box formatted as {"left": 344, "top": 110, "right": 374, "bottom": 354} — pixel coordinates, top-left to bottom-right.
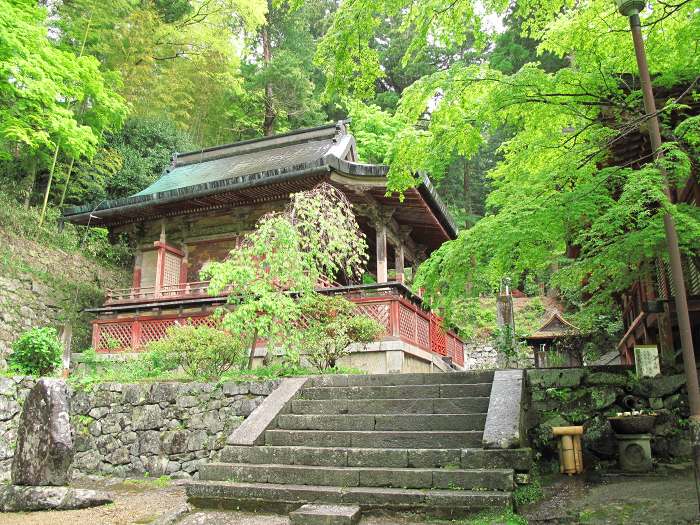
{"left": 62, "top": 121, "right": 459, "bottom": 239}
{"left": 135, "top": 139, "right": 336, "bottom": 197}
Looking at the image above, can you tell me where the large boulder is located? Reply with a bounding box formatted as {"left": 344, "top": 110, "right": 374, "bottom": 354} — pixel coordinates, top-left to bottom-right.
{"left": 11, "top": 379, "right": 74, "bottom": 486}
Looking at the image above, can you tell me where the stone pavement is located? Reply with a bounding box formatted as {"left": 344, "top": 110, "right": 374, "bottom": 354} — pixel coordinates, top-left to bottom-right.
{"left": 521, "top": 466, "right": 700, "bottom": 524}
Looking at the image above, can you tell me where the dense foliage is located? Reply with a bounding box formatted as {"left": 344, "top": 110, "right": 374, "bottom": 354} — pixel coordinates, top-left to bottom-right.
{"left": 2, "top": 0, "right": 698, "bottom": 344}
{"left": 318, "top": 0, "right": 700, "bottom": 334}
{"left": 300, "top": 294, "right": 384, "bottom": 370}
{"left": 9, "top": 327, "right": 63, "bottom": 376}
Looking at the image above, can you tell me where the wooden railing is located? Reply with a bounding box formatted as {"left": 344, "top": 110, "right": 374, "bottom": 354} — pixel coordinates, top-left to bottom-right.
{"left": 93, "top": 282, "right": 465, "bottom": 367}
{"left": 105, "top": 281, "right": 211, "bottom": 304}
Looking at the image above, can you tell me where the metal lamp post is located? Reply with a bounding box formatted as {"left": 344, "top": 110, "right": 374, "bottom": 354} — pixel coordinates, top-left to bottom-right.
{"left": 615, "top": 0, "right": 700, "bottom": 510}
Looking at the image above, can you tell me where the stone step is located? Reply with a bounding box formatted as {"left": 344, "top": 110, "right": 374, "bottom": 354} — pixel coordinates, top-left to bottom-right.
{"left": 276, "top": 413, "right": 487, "bottom": 431}
{"left": 186, "top": 480, "right": 512, "bottom": 516}
{"left": 460, "top": 448, "right": 533, "bottom": 472}
{"left": 289, "top": 504, "right": 361, "bottom": 525}
{"left": 289, "top": 397, "right": 491, "bottom": 415}
{"left": 264, "top": 430, "right": 483, "bottom": 449}
{"left": 200, "top": 463, "right": 514, "bottom": 491}
{"left": 220, "top": 446, "right": 533, "bottom": 472}
{"left": 306, "top": 371, "right": 495, "bottom": 388}
{"left": 298, "top": 383, "right": 492, "bottom": 400}
{"left": 221, "top": 446, "right": 465, "bottom": 468}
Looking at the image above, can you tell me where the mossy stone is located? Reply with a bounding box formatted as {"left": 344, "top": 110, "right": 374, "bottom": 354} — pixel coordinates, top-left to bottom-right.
{"left": 589, "top": 386, "right": 621, "bottom": 410}
{"left": 528, "top": 369, "right": 586, "bottom": 389}
{"left": 586, "top": 372, "right": 630, "bottom": 388}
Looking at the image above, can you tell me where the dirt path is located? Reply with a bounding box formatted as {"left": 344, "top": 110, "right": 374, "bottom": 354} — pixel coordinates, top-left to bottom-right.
{"left": 2, "top": 468, "right": 698, "bottom": 525}
{"left": 0, "top": 478, "right": 185, "bottom": 525}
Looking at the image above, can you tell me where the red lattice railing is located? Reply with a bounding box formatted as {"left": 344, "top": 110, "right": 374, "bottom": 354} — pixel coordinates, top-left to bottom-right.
{"left": 93, "top": 283, "right": 465, "bottom": 366}
{"left": 92, "top": 314, "right": 219, "bottom": 352}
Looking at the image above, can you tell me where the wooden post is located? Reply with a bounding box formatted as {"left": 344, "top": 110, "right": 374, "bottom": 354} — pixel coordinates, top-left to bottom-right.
{"left": 395, "top": 244, "right": 405, "bottom": 284}
{"left": 390, "top": 300, "right": 400, "bottom": 337}
{"left": 132, "top": 251, "right": 142, "bottom": 299}
{"left": 91, "top": 322, "right": 100, "bottom": 352}
{"left": 155, "top": 223, "right": 167, "bottom": 297}
{"left": 376, "top": 223, "right": 388, "bottom": 283}
{"left": 155, "top": 246, "right": 165, "bottom": 297}
{"left": 179, "top": 244, "right": 189, "bottom": 289}
{"left": 59, "top": 323, "right": 72, "bottom": 377}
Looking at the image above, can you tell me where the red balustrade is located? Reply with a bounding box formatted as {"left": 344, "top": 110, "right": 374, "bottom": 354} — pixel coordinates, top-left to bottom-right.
{"left": 105, "top": 281, "right": 212, "bottom": 304}
{"left": 93, "top": 282, "right": 465, "bottom": 366}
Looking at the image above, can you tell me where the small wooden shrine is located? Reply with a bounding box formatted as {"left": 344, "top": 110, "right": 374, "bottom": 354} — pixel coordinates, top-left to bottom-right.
{"left": 526, "top": 312, "right": 582, "bottom": 368}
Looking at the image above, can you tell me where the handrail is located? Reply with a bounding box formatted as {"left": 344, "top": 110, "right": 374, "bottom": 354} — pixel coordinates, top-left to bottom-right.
{"left": 317, "top": 281, "right": 425, "bottom": 307}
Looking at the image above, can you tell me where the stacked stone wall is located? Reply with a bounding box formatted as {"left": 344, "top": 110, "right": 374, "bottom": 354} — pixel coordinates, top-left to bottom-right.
{"left": 0, "top": 378, "right": 279, "bottom": 480}
{"left": 525, "top": 367, "right": 691, "bottom": 468}
{"left": 0, "top": 231, "right": 128, "bottom": 365}
{"left": 463, "top": 343, "right": 501, "bottom": 370}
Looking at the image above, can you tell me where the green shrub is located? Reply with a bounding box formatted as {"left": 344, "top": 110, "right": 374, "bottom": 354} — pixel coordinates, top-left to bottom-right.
{"left": 145, "top": 323, "right": 247, "bottom": 379}
{"left": 300, "top": 294, "right": 384, "bottom": 371}
{"left": 9, "top": 327, "right": 63, "bottom": 376}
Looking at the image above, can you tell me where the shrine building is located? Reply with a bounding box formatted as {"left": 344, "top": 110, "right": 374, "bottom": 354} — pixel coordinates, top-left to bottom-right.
{"left": 63, "top": 122, "right": 465, "bottom": 373}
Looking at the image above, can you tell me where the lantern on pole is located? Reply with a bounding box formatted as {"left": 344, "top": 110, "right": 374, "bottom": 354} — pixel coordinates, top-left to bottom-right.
{"left": 615, "top": 0, "right": 645, "bottom": 16}
{"left": 614, "top": 0, "right": 700, "bottom": 511}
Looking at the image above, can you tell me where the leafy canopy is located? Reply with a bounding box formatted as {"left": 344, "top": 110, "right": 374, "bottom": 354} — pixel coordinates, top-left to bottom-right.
{"left": 0, "top": 0, "right": 126, "bottom": 161}
{"left": 320, "top": 0, "right": 700, "bottom": 332}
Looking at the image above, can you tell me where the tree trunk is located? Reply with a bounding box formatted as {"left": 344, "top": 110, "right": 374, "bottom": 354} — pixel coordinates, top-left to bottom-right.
{"left": 58, "top": 157, "right": 75, "bottom": 209}
{"left": 247, "top": 328, "right": 259, "bottom": 370}
{"left": 38, "top": 141, "right": 61, "bottom": 228}
{"left": 23, "top": 158, "right": 36, "bottom": 209}
{"left": 463, "top": 158, "right": 472, "bottom": 227}
{"left": 261, "top": 2, "right": 275, "bottom": 136}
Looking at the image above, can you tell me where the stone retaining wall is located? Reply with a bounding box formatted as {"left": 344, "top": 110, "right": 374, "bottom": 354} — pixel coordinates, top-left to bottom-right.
{"left": 0, "top": 231, "right": 128, "bottom": 365}
{"left": 463, "top": 343, "right": 501, "bottom": 370}
{"left": 525, "top": 367, "right": 691, "bottom": 469}
{"left": 0, "top": 377, "right": 279, "bottom": 480}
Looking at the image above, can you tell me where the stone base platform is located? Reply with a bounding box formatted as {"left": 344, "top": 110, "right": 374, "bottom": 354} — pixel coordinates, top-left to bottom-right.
{"left": 0, "top": 485, "right": 112, "bottom": 512}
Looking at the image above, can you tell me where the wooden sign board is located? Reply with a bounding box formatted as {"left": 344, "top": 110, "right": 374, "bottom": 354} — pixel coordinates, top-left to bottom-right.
{"left": 634, "top": 345, "right": 661, "bottom": 378}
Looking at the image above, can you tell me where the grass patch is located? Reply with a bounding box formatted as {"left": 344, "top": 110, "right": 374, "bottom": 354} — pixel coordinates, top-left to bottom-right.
{"left": 0, "top": 192, "right": 131, "bottom": 268}
{"left": 423, "top": 508, "right": 527, "bottom": 524}
{"left": 69, "top": 353, "right": 364, "bottom": 390}
{"left": 220, "top": 363, "right": 363, "bottom": 382}
{"left": 513, "top": 469, "right": 543, "bottom": 507}
{"left": 123, "top": 474, "right": 172, "bottom": 489}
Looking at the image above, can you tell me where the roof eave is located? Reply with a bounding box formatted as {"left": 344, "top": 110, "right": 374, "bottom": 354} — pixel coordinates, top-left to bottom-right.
{"left": 63, "top": 162, "right": 331, "bottom": 225}
{"left": 325, "top": 157, "right": 458, "bottom": 239}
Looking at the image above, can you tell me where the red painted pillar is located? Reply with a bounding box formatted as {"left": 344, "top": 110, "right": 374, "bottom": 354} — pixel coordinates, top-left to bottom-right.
{"left": 131, "top": 320, "right": 141, "bottom": 351}
{"left": 390, "top": 300, "right": 400, "bottom": 337}
{"left": 91, "top": 322, "right": 100, "bottom": 352}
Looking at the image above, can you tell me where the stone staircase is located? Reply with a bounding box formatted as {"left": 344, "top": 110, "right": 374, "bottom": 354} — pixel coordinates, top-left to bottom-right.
{"left": 186, "top": 371, "right": 531, "bottom": 518}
